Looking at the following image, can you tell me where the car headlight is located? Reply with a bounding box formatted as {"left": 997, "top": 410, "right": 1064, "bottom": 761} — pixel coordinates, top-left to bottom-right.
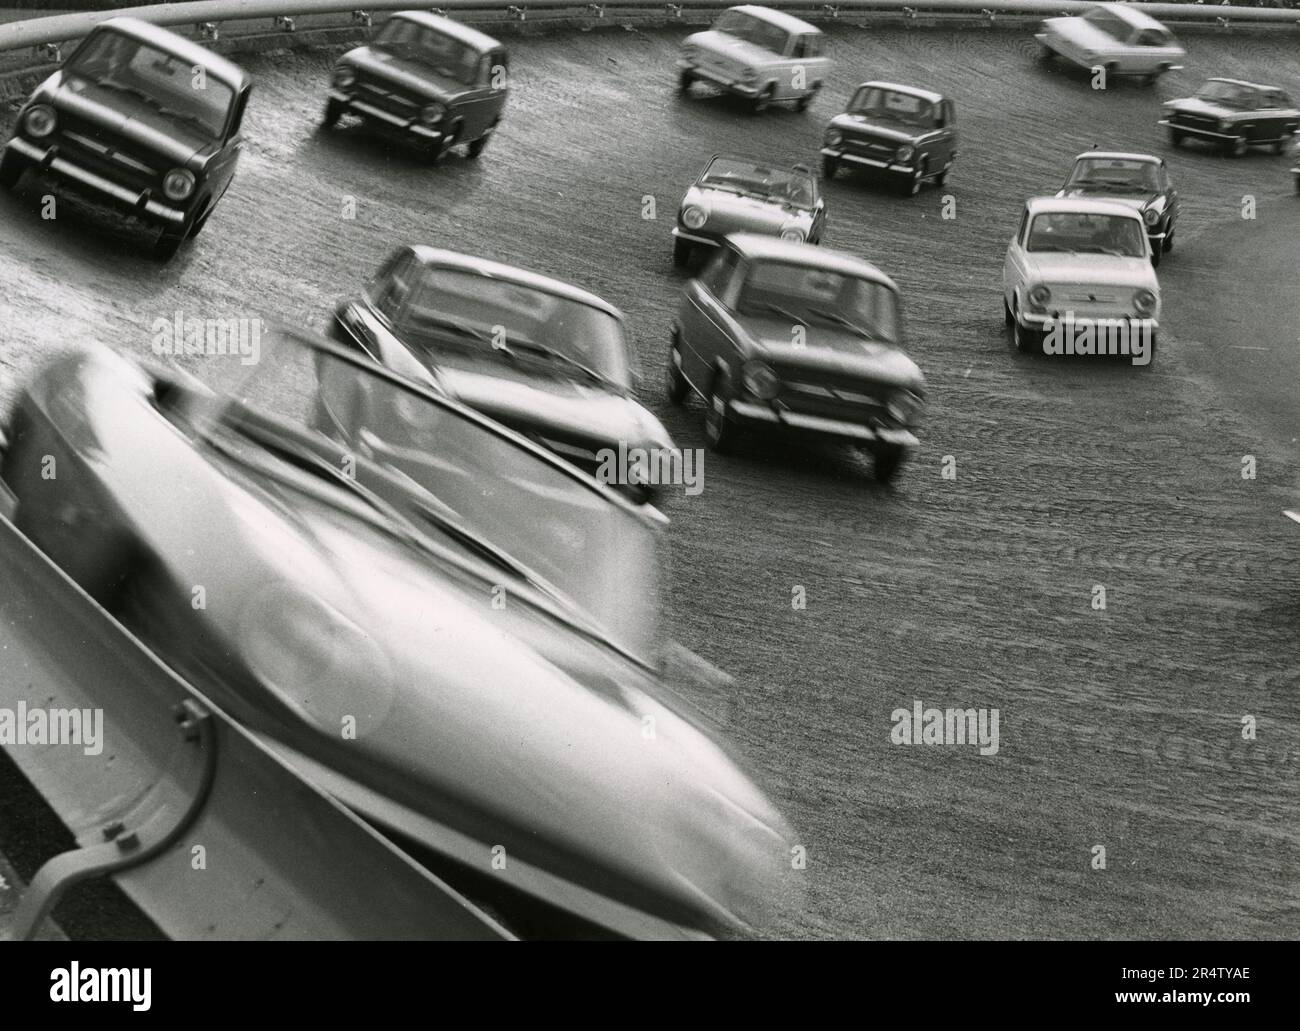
{"left": 1133, "top": 289, "right": 1157, "bottom": 316}
{"left": 780, "top": 227, "right": 805, "bottom": 243}
{"left": 1217, "top": 119, "right": 1229, "bottom": 131}
{"left": 332, "top": 65, "right": 356, "bottom": 89}
{"left": 682, "top": 205, "right": 708, "bottom": 230}
{"left": 886, "top": 390, "right": 923, "bottom": 426}
{"left": 896, "top": 145, "right": 914, "bottom": 162}
{"left": 420, "top": 102, "right": 446, "bottom": 126}
{"left": 23, "top": 104, "right": 56, "bottom": 139}
{"left": 741, "top": 361, "right": 779, "bottom": 401}
{"left": 742, "top": 68, "right": 757, "bottom": 83}
{"left": 682, "top": 44, "right": 697, "bottom": 60}
{"left": 1027, "top": 284, "right": 1052, "bottom": 309}
{"left": 825, "top": 128, "right": 842, "bottom": 147}
{"left": 1142, "top": 206, "right": 1160, "bottom": 227}
{"left": 162, "top": 168, "right": 195, "bottom": 202}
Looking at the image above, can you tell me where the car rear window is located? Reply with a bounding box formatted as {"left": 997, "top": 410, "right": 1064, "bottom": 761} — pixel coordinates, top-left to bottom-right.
{"left": 713, "top": 11, "right": 790, "bottom": 55}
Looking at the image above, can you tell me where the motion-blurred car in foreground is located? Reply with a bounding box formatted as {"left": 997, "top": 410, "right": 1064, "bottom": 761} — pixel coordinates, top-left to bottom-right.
{"left": 673, "top": 155, "right": 824, "bottom": 267}
{"left": 331, "top": 246, "right": 674, "bottom": 502}
{"left": 1056, "top": 151, "right": 1178, "bottom": 266}
{"left": 0, "top": 330, "right": 796, "bottom": 939}
{"left": 820, "top": 81, "right": 957, "bottom": 195}
{"left": 1160, "top": 78, "right": 1299, "bottom": 157}
{"left": 325, "top": 11, "right": 508, "bottom": 163}
{"left": 1036, "top": 3, "right": 1184, "bottom": 84}
{"left": 677, "top": 5, "right": 829, "bottom": 114}
{"left": 0, "top": 17, "right": 251, "bottom": 260}
{"left": 667, "top": 233, "right": 925, "bottom": 482}
{"left": 1002, "top": 197, "right": 1160, "bottom": 359}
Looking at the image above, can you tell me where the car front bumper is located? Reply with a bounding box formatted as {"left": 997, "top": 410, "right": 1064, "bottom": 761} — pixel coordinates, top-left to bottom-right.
{"left": 820, "top": 147, "right": 915, "bottom": 176}
{"left": 4, "top": 137, "right": 188, "bottom": 225}
{"left": 1017, "top": 312, "right": 1159, "bottom": 334}
{"left": 672, "top": 227, "right": 719, "bottom": 246}
{"left": 330, "top": 89, "right": 445, "bottom": 141}
{"left": 678, "top": 61, "right": 760, "bottom": 98}
{"left": 728, "top": 399, "right": 918, "bottom": 447}
{"left": 1159, "top": 118, "right": 1237, "bottom": 143}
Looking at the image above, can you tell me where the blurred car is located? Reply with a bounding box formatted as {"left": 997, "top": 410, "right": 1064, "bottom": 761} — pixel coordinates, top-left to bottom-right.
{"left": 1056, "top": 151, "right": 1178, "bottom": 266}
{"left": 1036, "top": 4, "right": 1184, "bottom": 83}
{"left": 677, "top": 5, "right": 830, "bottom": 114}
{"left": 325, "top": 11, "right": 508, "bottom": 163}
{"left": 673, "top": 155, "right": 825, "bottom": 267}
{"left": 331, "top": 246, "right": 674, "bottom": 502}
{"left": 0, "top": 329, "right": 797, "bottom": 940}
{"left": 0, "top": 17, "right": 251, "bottom": 260}
{"left": 667, "top": 233, "right": 925, "bottom": 483}
{"left": 1160, "top": 78, "right": 1299, "bottom": 157}
{"left": 820, "top": 81, "right": 957, "bottom": 195}
{"left": 1002, "top": 197, "right": 1160, "bottom": 356}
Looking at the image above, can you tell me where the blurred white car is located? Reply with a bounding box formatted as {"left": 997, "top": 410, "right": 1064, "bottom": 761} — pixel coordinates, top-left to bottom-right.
{"left": 1002, "top": 197, "right": 1160, "bottom": 359}
{"left": 1036, "top": 3, "right": 1184, "bottom": 84}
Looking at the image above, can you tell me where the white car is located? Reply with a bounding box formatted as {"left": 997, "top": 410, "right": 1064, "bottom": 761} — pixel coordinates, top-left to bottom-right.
{"left": 677, "top": 5, "right": 831, "bottom": 114}
{"left": 1036, "top": 3, "right": 1185, "bottom": 84}
{"left": 1002, "top": 197, "right": 1160, "bottom": 359}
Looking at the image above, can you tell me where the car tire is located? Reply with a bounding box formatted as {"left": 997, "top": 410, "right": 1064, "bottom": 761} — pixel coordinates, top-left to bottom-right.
{"left": 152, "top": 226, "right": 187, "bottom": 262}
{"left": 1103, "top": 63, "right": 1117, "bottom": 88}
{"left": 1003, "top": 298, "right": 1014, "bottom": 330}
{"left": 468, "top": 122, "right": 496, "bottom": 159}
{"left": 188, "top": 201, "right": 213, "bottom": 241}
{"left": 872, "top": 443, "right": 905, "bottom": 484}
{"left": 703, "top": 375, "right": 736, "bottom": 453}
{"left": 796, "top": 86, "right": 819, "bottom": 113}
{"left": 822, "top": 154, "right": 839, "bottom": 179}
{"left": 1163, "top": 225, "right": 1175, "bottom": 253}
{"left": 672, "top": 237, "right": 692, "bottom": 268}
{"left": 678, "top": 68, "right": 694, "bottom": 95}
{"left": 1229, "top": 135, "right": 1247, "bottom": 158}
{"left": 1272, "top": 139, "right": 1287, "bottom": 156}
{"left": 1150, "top": 246, "right": 1161, "bottom": 268}
{"left": 904, "top": 160, "right": 926, "bottom": 197}
{"left": 1013, "top": 316, "right": 1040, "bottom": 356}
{"left": 322, "top": 98, "right": 344, "bottom": 128}
{"left": 666, "top": 336, "right": 690, "bottom": 405}
{"left": 1168, "top": 127, "right": 1184, "bottom": 148}
{"left": 934, "top": 163, "right": 950, "bottom": 187}
{"left": 751, "top": 85, "right": 775, "bottom": 115}
{"left": 425, "top": 122, "right": 460, "bottom": 165}
{"left": 0, "top": 149, "right": 25, "bottom": 190}
{"left": 1039, "top": 44, "right": 1055, "bottom": 62}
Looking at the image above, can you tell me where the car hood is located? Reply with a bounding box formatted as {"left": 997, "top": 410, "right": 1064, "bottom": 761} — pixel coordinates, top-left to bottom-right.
{"left": 1056, "top": 188, "right": 1159, "bottom": 211}
{"left": 42, "top": 74, "right": 217, "bottom": 168}
{"left": 1021, "top": 251, "right": 1157, "bottom": 289}
{"left": 829, "top": 112, "right": 924, "bottom": 144}
{"left": 737, "top": 314, "right": 924, "bottom": 389}
{"left": 684, "top": 184, "right": 812, "bottom": 235}
{"left": 342, "top": 45, "right": 473, "bottom": 101}
{"left": 1164, "top": 97, "right": 1241, "bottom": 120}
{"left": 684, "top": 29, "right": 779, "bottom": 66}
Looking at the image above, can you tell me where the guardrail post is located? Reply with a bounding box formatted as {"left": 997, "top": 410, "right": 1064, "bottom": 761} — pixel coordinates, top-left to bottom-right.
{"left": 198, "top": 22, "right": 219, "bottom": 42}
{"left": 587, "top": 3, "right": 605, "bottom": 16}
{"left": 982, "top": 7, "right": 996, "bottom": 23}
{"left": 274, "top": 14, "right": 296, "bottom": 32}
{"left": 35, "top": 42, "right": 60, "bottom": 63}
{"left": 351, "top": 10, "right": 372, "bottom": 28}
{"left": 903, "top": 6, "right": 918, "bottom": 20}
{"left": 507, "top": 5, "right": 527, "bottom": 20}
{"left": 821, "top": 4, "right": 841, "bottom": 17}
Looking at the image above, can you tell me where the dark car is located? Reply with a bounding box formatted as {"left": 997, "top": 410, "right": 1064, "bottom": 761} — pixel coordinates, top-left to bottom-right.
{"left": 1161, "top": 78, "right": 1299, "bottom": 157}
{"left": 0, "top": 330, "right": 796, "bottom": 939}
{"left": 820, "top": 81, "right": 957, "bottom": 196}
{"left": 667, "top": 233, "right": 925, "bottom": 482}
{"left": 331, "top": 246, "right": 675, "bottom": 500}
{"left": 0, "top": 17, "right": 251, "bottom": 260}
{"left": 1056, "top": 151, "right": 1179, "bottom": 266}
{"left": 325, "top": 11, "right": 508, "bottom": 164}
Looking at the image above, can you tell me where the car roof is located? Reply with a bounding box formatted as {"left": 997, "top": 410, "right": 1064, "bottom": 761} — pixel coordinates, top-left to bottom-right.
{"left": 406, "top": 246, "right": 623, "bottom": 319}
{"left": 723, "top": 234, "right": 899, "bottom": 290}
{"left": 729, "top": 4, "right": 820, "bottom": 35}
{"left": 1203, "top": 76, "right": 1277, "bottom": 93}
{"left": 96, "top": 17, "right": 249, "bottom": 88}
{"left": 388, "top": 10, "right": 502, "bottom": 52}
{"left": 1025, "top": 196, "right": 1146, "bottom": 219}
{"left": 1094, "top": 2, "right": 1169, "bottom": 32}
{"left": 1073, "top": 151, "right": 1162, "bottom": 165}
{"left": 855, "top": 81, "right": 945, "bottom": 105}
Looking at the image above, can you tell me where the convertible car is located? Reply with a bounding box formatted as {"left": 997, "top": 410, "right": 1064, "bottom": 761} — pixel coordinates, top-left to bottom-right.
{"left": 0, "top": 330, "right": 797, "bottom": 940}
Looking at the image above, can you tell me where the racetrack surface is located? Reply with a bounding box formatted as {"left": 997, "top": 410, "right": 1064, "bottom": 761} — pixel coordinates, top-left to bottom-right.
{"left": 2, "top": 23, "right": 1299, "bottom": 939}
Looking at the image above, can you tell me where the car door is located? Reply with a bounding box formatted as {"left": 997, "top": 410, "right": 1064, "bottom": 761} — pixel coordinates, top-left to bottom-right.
{"left": 1003, "top": 207, "right": 1030, "bottom": 309}
{"left": 681, "top": 246, "right": 742, "bottom": 388}
{"left": 207, "top": 82, "right": 250, "bottom": 206}
{"left": 1258, "top": 89, "right": 1298, "bottom": 143}
{"left": 931, "top": 99, "right": 956, "bottom": 170}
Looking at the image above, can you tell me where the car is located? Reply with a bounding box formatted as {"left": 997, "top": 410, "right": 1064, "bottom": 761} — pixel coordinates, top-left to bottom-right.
{"left": 677, "top": 5, "right": 830, "bottom": 114}
{"left": 331, "top": 246, "right": 675, "bottom": 502}
{"left": 325, "top": 11, "right": 508, "bottom": 163}
{"left": 0, "top": 17, "right": 251, "bottom": 261}
{"left": 820, "top": 81, "right": 957, "bottom": 195}
{"left": 1036, "top": 3, "right": 1185, "bottom": 84}
{"left": 667, "top": 233, "right": 925, "bottom": 482}
{"left": 672, "top": 155, "right": 824, "bottom": 268}
{"left": 1160, "top": 79, "right": 1299, "bottom": 157}
{"left": 0, "top": 329, "right": 797, "bottom": 940}
{"left": 1002, "top": 197, "right": 1160, "bottom": 359}
{"left": 1056, "top": 151, "right": 1179, "bottom": 267}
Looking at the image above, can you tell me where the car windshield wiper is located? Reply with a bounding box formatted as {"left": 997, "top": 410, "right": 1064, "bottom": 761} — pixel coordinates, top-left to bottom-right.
{"left": 1074, "top": 245, "right": 1132, "bottom": 257}
{"left": 152, "top": 104, "right": 217, "bottom": 136}
{"left": 809, "top": 307, "right": 887, "bottom": 342}
{"left": 411, "top": 314, "right": 497, "bottom": 346}
{"left": 94, "top": 78, "right": 159, "bottom": 108}
{"left": 507, "top": 340, "right": 618, "bottom": 389}
{"left": 752, "top": 301, "right": 809, "bottom": 326}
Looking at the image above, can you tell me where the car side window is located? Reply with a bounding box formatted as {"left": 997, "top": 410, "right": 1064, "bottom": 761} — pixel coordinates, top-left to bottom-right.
{"left": 1260, "top": 91, "right": 1282, "bottom": 110}
{"left": 699, "top": 248, "right": 740, "bottom": 299}
{"left": 370, "top": 252, "right": 417, "bottom": 321}
{"left": 1016, "top": 209, "right": 1030, "bottom": 247}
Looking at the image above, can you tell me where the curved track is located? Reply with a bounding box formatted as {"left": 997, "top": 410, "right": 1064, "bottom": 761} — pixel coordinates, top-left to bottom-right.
{"left": 3, "top": 24, "right": 1300, "bottom": 939}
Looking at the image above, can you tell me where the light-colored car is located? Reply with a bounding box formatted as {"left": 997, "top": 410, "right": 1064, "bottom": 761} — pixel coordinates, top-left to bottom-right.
{"left": 677, "top": 5, "right": 831, "bottom": 114}
{"left": 1036, "top": 3, "right": 1184, "bottom": 84}
{"left": 1002, "top": 197, "right": 1160, "bottom": 357}
{"left": 672, "top": 155, "right": 825, "bottom": 267}
{"left": 1055, "top": 151, "right": 1179, "bottom": 266}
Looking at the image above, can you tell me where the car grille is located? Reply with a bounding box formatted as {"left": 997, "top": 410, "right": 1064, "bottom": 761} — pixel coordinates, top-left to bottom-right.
{"left": 355, "top": 79, "right": 420, "bottom": 119}
{"left": 1173, "top": 113, "right": 1218, "bottom": 132}
{"left": 1045, "top": 285, "right": 1137, "bottom": 319}
{"left": 52, "top": 123, "right": 160, "bottom": 193}
{"left": 697, "top": 53, "right": 745, "bottom": 81}
{"left": 841, "top": 133, "right": 899, "bottom": 160}
{"left": 772, "top": 371, "right": 896, "bottom": 423}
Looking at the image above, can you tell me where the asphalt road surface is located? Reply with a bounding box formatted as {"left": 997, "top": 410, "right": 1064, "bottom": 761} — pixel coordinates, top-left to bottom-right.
{"left": 1, "top": 23, "right": 1298, "bottom": 939}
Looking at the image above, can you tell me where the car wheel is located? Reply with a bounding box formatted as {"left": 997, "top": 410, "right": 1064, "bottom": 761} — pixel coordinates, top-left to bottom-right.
{"left": 152, "top": 226, "right": 187, "bottom": 262}
{"left": 934, "top": 163, "right": 950, "bottom": 187}
{"left": 678, "top": 68, "right": 694, "bottom": 95}
{"left": 672, "top": 237, "right": 692, "bottom": 268}
{"left": 188, "top": 201, "right": 213, "bottom": 241}
{"left": 1272, "top": 139, "right": 1287, "bottom": 156}
{"left": 1229, "top": 135, "right": 1247, "bottom": 158}
{"left": 795, "top": 86, "right": 819, "bottom": 113}
{"left": 1150, "top": 245, "right": 1161, "bottom": 268}
{"left": 0, "top": 149, "right": 25, "bottom": 190}
{"left": 425, "top": 123, "right": 460, "bottom": 165}
{"left": 1163, "top": 225, "right": 1175, "bottom": 253}
{"left": 904, "top": 160, "right": 926, "bottom": 197}
{"left": 822, "top": 154, "right": 839, "bottom": 179}
{"left": 1103, "top": 63, "right": 1117, "bottom": 88}
{"left": 467, "top": 122, "right": 496, "bottom": 159}
{"left": 751, "top": 85, "right": 775, "bottom": 115}
{"left": 872, "top": 443, "right": 905, "bottom": 484}
{"left": 1168, "top": 127, "right": 1184, "bottom": 148}
{"left": 322, "top": 98, "right": 344, "bottom": 128}
{"left": 666, "top": 336, "right": 689, "bottom": 405}
{"left": 1039, "top": 44, "right": 1055, "bottom": 61}
{"left": 1003, "top": 297, "right": 1014, "bottom": 330}
{"left": 1013, "top": 316, "right": 1040, "bottom": 356}
{"left": 703, "top": 376, "right": 736, "bottom": 453}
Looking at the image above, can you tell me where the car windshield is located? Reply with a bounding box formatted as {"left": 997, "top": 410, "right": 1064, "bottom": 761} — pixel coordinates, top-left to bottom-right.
{"left": 847, "top": 87, "right": 937, "bottom": 127}
{"left": 1027, "top": 212, "right": 1147, "bottom": 257}
{"left": 374, "top": 18, "right": 481, "bottom": 84}
{"left": 65, "top": 30, "right": 234, "bottom": 137}
{"left": 700, "top": 157, "right": 816, "bottom": 208}
{"left": 1067, "top": 158, "right": 1159, "bottom": 193}
{"left": 1082, "top": 9, "right": 1134, "bottom": 42}
{"left": 712, "top": 10, "right": 789, "bottom": 54}
{"left": 1195, "top": 81, "right": 1258, "bottom": 109}
{"left": 395, "top": 267, "right": 632, "bottom": 388}
{"left": 168, "top": 327, "right": 661, "bottom": 665}
{"left": 736, "top": 261, "right": 900, "bottom": 343}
